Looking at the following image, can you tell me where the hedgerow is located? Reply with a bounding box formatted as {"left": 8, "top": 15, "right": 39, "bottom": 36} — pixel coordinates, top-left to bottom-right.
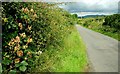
{"left": 103, "top": 14, "right": 120, "bottom": 31}
{"left": 2, "top": 2, "right": 75, "bottom": 73}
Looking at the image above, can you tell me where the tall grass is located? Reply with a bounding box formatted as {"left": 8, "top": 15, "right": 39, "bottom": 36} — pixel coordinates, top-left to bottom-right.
{"left": 50, "top": 27, "right": 88, "bottom": 72}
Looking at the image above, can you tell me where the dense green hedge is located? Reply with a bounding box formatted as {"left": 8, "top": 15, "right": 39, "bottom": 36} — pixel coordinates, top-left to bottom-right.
{"left": 2, "top": 2, "right": 75, "bottom": 73}
{"left": 103, "top": 14, "right": 120, "bottom": 31}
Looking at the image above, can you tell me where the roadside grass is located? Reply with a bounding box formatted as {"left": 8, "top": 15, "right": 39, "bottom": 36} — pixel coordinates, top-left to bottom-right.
{"left": 50, "top": 28, "right": 88, "bottom": 72}
{"left": 95, "top": 29, "right": 119, "bottom": 41}
{"left": 92, "top": 26, "right": 119, "bottom": 41}
{"left": 32, "top": 27, "right": 88, "bottom": 72}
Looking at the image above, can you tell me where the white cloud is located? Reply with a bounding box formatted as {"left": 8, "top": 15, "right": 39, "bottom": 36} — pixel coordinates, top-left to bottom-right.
{"left": 57, "top": 0, "right": 119, "bottom": 13}
{"left": 40, "top": 0, "right": 119, "bottom": 2}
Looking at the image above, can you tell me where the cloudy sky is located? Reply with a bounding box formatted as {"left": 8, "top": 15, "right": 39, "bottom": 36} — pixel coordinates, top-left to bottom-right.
{"left": 2, "top": 0, "right": 119, "bottom": 16}
{"left": 41, "top": 0, "right": 119, "bottom": 16}
{"left": 58, "top": 0, "right": 119, "bottom": 16}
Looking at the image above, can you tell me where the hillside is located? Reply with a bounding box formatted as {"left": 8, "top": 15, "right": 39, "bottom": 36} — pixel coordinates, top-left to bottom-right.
{"left": 78, "top": 15, "right": 105, "bottom": 18}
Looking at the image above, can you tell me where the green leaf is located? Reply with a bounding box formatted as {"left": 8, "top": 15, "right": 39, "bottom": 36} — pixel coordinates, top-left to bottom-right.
{"left": 24, "top": 39, "right": 27, "bottom": 42}
{"left": 24, "top": 15, "right": 28, "bottom": 19}
{"left": 21, "top": 61, "right": 28, "bottom": 66}
{"left": 13, "top": 24, "right": 17, "bottom": 28}
{"left": 2, "top": 58, "right": 11, "bottom": 65}
{"left": 15, "top": 63, "right": 20, "bottom": 67}
{"left": 8, "top": 25, "right": 11, "bottom": 29}
{"left": 19, "top": 66, "right": 27, "bottom": 72}
{"left": 21, "top": 16, "right": 23, "bottom": 18}
{"left": 0, "top": 64, "right": 2, "bottom": 73}
{"left": 9, "top": 70, "right": 16, "bottom": 74}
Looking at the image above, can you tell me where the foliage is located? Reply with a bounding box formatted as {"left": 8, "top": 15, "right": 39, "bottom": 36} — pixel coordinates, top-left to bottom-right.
{"left": 2, "top": 2, "right": 75, "bottom": 73}
{"left": 78, "top": 15, "right": 120, "bottom": 41}
{"left": 77, "top": 17, "right": 104, "bottom": 28}
{"left": 51, "top": 28, "right": 88, "bottom": 72}
{"left": 32, "top": 27, "right": 88, "bottom": 72}
{"left": 72, "top": 14, "right": 78, "bottom": 18}
{"left": 103, "top": 14, "right": 120, "bottom": 31}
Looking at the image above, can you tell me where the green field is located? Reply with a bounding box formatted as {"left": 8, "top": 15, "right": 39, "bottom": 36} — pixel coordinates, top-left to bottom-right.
{"left": 78, "top": 15, "right": 119, "bottom": 41}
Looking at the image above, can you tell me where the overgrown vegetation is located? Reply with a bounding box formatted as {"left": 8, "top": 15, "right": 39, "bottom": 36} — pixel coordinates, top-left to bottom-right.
{"left": 78, "top": 14, "right": 120, "bottom": 41}
{"left": 103, "top": 14, "right": 120, "bottom": 32}
{"left": 51, "top": 28, "right": 88, "bottom": 72}
{"left": 32, "top": 28, "right": 88, "bottom": 72}
{"left": 2, "top": 2, "right": 87, "bottom": 73}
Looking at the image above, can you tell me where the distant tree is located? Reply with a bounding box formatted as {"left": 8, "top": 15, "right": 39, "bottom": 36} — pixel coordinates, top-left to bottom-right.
{"left": 103, "top": 14, "right": 120, "bottom": 31}
{"left": 72, "top": 14, "right": 78, "bottom": 18}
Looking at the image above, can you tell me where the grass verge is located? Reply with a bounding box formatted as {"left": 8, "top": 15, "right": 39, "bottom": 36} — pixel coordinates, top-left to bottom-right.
{"left": 32, "top": 27, "right": 88, "bottom": 72}
{"left": 50, "top": 28, "right": 88, "bottom": 72}
{"left": 94, "top": 29, "right": 119, "bottom": 41}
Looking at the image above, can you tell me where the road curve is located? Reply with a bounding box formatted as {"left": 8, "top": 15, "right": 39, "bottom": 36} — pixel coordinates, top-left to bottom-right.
{"left": 76, "top": 25, "right": 119, "bottom": 72}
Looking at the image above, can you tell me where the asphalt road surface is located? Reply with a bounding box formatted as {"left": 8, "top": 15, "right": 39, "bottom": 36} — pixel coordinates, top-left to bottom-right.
{"left": 76, "top": 25, "right": 119, "bottom": 72}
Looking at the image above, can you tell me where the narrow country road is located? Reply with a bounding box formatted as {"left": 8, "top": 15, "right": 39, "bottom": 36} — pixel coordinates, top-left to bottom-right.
{"left": 76, "top": 25, "right": 119, "bottom": 72}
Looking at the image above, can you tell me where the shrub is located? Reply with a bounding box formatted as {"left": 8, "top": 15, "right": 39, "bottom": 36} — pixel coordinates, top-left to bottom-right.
{"left": 103, "top": 14, "right": 120, "bottom": 31}
{"left": 2, "top": 2, "right": 74, "bottom": 73}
